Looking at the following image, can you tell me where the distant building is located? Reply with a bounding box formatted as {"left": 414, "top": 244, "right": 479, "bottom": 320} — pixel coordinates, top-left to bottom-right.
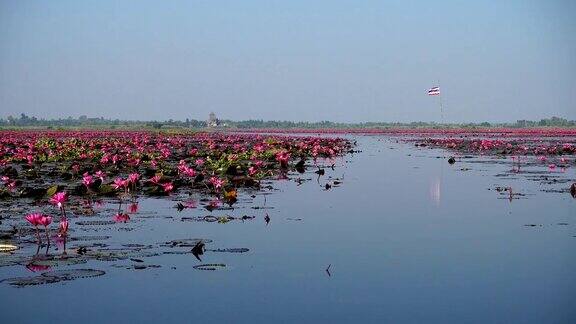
{"left": 207, "top": 112, "right": 219, "bottom": 127}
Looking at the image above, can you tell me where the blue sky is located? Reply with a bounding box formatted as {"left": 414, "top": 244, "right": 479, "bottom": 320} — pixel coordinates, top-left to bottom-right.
{"left": 0, "top": 0, "right": 574, "bottom": 122}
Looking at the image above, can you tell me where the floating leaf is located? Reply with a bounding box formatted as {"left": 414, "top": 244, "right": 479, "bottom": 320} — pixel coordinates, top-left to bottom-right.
{"left": 42, "top": 268, "right": 105, "bottom": 280}
{"left": 0, "top": 244, "right": 18, "bottom": 252}
{"left": 2, "top": 275, "right": 61, "bottom": 287}
{"left": 223, "top": 189, "right": 237, "bottom": 201}
{"left": 217, "top": 216, "right": 230, "bottom": 224}
{"left": 162, "top": 238, "right": 213, "bottom": 248}
{"left": 46, "top": 185, "right": 59, "bottom": 197}
{"left": 97, "top": 184, "right": 115, "bottom": 195}
{"left": 32, "top": 255, "right": 87, "bottom": 267}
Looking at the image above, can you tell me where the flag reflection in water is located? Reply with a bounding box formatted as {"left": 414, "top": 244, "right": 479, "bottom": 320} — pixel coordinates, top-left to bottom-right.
{"left": 429, "top": 176, "right": 441, "bottom": 207}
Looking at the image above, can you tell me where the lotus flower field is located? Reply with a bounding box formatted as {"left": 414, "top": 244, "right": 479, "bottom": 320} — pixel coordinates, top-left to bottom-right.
{"left": 0, "top": 130, "right": 351, "bottom": 200}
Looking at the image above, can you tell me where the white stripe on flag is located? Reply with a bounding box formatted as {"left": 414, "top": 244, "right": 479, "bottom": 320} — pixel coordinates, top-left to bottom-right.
{"left": 428, "top": 87, "right": 440, "bottom": 95}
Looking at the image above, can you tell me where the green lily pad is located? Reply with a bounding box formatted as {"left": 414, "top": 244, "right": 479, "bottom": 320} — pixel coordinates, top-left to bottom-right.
{"left": 42, "top": 268, "right": 105, "bottom": 280}
{"left": 46, "top": 185, "right": 59, "bottom": 197}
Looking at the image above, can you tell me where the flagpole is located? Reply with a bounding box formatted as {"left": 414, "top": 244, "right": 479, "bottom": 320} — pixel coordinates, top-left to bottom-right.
{"left": 438, "top": 80, "right": 444, "bottom": 124}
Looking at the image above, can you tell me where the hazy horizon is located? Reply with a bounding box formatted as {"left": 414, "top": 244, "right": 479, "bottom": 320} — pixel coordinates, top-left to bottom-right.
{"left": 1, "top": 1, "right": 575, "bottom": 123}
{"left": 1, "top": 112, "right": 574, "bottom": 125}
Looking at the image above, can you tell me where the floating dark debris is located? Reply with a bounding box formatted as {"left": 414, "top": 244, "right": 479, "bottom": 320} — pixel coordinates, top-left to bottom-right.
{"left": 70, "top": 235, "right": 111, "bottom": 241}
{"left": 122, "top": 243, "right": 152, "bottom": 248}
{"left": 295, "top": 160, "right": 306, "bottom": 173}
{"left": 264, "top": 214, "right": 271, "bottom": 225}
{"left": 193, "top": 263, "right": 226, "bottom": 271}
{"left": 76, "top": 220, "right": 116, "bottom": 226}
{"left": 181, "top": 215, "right": 255, "bottom": 223}
{"left": 131, "top": 264, "right": 161, "bottom": 270}
{"left": 191, "top": 241, "right": 205, "bottom": 261}
{"left": 207, "top": 248, "right": 249, "bottom": 253}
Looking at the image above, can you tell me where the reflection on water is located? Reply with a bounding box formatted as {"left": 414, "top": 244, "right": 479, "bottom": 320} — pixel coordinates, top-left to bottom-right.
{"left": 429, "top": 159, "right": 444, "bottom": 207}
{"left": 429, "top": 176, "right": 441, "bottom": 207}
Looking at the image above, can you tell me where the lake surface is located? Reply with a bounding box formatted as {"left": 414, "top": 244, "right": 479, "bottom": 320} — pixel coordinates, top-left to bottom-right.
{"left": 1, "top": 135, "right": 575, "bottom": 323}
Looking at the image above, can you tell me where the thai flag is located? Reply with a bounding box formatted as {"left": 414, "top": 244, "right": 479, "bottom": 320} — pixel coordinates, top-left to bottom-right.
{"left": 428, "top": 86, "right": 440, "bottom": 95}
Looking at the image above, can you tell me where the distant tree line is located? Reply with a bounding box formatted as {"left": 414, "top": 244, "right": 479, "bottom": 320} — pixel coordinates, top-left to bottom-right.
{"left": 0, "top": 113, "right": 574, "bottom": 129}
{"left": 513, "top": 117, "right": 576, "bottom": 127}
{"left": 0, "top": 114, "right": 208, "bottom": 128}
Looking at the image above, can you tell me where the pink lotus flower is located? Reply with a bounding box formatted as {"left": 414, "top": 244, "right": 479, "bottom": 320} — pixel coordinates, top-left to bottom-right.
{"left": 149, "top": 175, "right": 162, "bottom": 184}
{"left": 248, "top": 166, "right": 258, "bottom": 176}
{"left": 195, "top": 158, "right": 205, "bottom": 166}
{"left": 7, "top": 181, "right": 17, "bottom": 190}
{"left": 113, "top": 177, "right": 127, "bottom": 190}
{"left": 128, "top": 173, "right": 140, "bottom": 184}
{"left": 25, "top": 213, "right": 43, "bottom": 226}
{"left": 50, "top": 192, "right": 68, "bottom": 208}
{"left": 162, "top": 182, "right": 174, "bottom": 193}
{"left": 38, "top": 215, "right": 52, "bottom": 227}
{"left": 548, "top": 164, "right": 556, "bottom": 170}
{"left": 95, "top": 170, "right": 106, "bottom": 181}
{"left": 25, "top": 213, "right": 45, "bottom": 244}
{"left": 177, "top": 162, "right": 196, "bottom": 177}
{"left": 275, "top": 151, "right": 290, "bottom": 168}
{"left": 82, "top": 173, "right": 94, "bottom": 187}
{"left": 58, "top": 219, "right": 69, "bottom": 237}
{"left": 209, "top": 176, "right": 224, "bottom": 190}
{"left": 183, "top": 167, "right": 196, "bottom": 177}
{"left": 37, "top": 215, "right": 52, "bottom": 244}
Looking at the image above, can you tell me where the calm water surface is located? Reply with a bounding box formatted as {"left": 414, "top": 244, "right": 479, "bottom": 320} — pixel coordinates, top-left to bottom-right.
{"left": 1, "top": 135, "right": 575, "bottom": 323}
